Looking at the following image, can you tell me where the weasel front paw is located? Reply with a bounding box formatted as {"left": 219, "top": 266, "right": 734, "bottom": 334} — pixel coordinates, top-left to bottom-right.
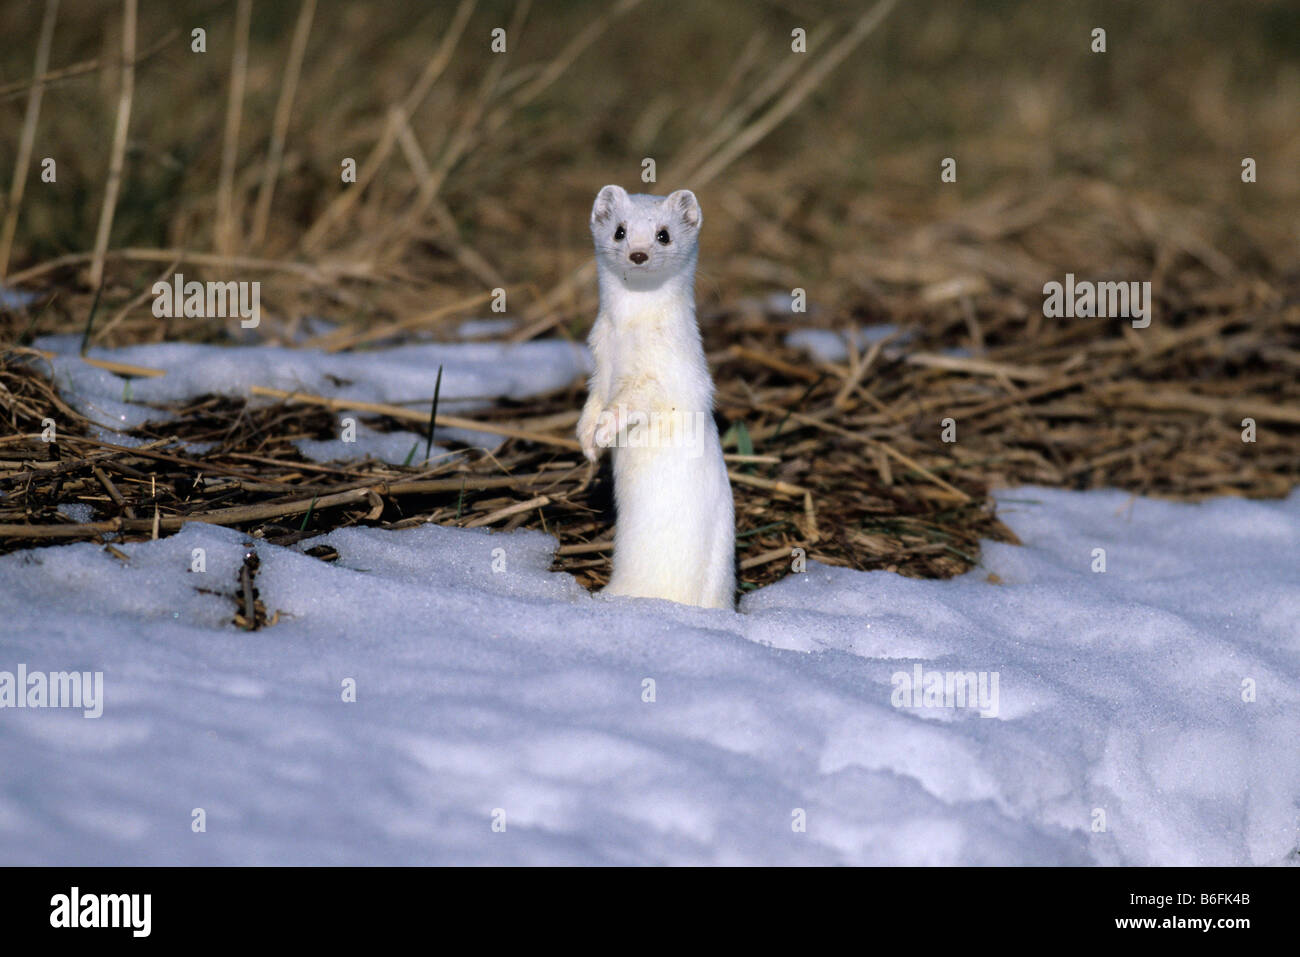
{"left": 579, "top": 401, "right": 638, "bottom": 460}
{"left": 592, "top": 403, "right": 629, "bottom": 453}
{"left": 577, "top": 405, "right": 604, "bottom": 463}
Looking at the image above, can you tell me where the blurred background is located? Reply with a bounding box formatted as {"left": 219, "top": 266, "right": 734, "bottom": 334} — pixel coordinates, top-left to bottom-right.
{"left": 2, "top": 0, "right": 1296, "bottom": 326}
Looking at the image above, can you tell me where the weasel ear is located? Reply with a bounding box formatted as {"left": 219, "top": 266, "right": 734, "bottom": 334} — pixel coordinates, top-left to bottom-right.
{"left": 591, "top": 185, "right": 627, "bottom": 226}
{"left": 665, "top": 189, "right": 702, "bottom": 230}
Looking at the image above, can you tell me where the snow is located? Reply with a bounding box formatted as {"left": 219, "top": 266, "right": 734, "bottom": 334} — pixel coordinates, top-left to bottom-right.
{"left": 786, "top": 324, "right": 909, "bottom": 363}
{"left": 1, "top": 485, "right": 1296, "bottom": 865}
{"left": 0, "top": 284, "right": 41, "bottom": 311}
{"left": 30, "top": 334, "right": 590, "bottom": 461}
{"left": 292, "top": 419, "right": 453, "bottom": 468}
{"left": 456, "top": 318, "right": 517, "bottom": 339}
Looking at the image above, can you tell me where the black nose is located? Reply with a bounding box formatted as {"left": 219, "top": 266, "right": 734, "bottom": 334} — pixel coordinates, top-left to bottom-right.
{"left": 629, "top": 251, "right": 648, "bottom": 264}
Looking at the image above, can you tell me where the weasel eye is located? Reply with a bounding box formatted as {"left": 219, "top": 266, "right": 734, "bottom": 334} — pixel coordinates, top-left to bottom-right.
{"left": 613, "top": 225, "right": 625, "bottom": 241}
{"left": 656, "top": 229, "right": 671, "bottom": 245}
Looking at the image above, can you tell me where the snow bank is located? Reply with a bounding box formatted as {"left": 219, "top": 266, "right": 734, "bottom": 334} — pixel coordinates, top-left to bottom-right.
{"left": 31, "top": 335, "right": 590, "bottom": 463}
{"left": 1, "top": 486, "right": 1295, "bottom": 865}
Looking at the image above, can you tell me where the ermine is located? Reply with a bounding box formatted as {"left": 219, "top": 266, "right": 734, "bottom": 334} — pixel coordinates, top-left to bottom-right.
{"left": 577, "top": 184, "right": 735, "bottom": 610}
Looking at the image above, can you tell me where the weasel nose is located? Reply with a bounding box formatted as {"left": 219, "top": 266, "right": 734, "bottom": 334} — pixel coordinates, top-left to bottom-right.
{"left": 628, "top": 251, "right": 648, "bottom": 265}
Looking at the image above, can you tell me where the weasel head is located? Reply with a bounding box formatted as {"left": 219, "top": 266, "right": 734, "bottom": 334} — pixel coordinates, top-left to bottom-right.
{"left": 590, "top": 185, "right": 701, "bottom": 290}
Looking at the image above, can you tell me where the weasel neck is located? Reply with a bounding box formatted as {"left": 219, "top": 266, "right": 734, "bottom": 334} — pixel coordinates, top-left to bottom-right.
{"left": 597, "top": 268, "right": 696, "bottom": 326}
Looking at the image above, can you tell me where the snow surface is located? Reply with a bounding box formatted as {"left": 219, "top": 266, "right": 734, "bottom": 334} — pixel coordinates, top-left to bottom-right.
{"left": 1, "top": 486, "right": 1296, "bottom": 865}
{"left": 31, "top": 334, "right": 590, "bottom": 463}
{"left": 0, "top": 284, "right": 41, "bottom": 311}
{"left": 784, "top": 326, "right": 975, "bottom": 364}
{"left": 786, "top": 324, "right": 908, "bottom": 363}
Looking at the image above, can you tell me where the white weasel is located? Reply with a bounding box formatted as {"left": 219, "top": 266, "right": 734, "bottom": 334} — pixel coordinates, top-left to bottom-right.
{"left": 577, "top": 185, "right": 735, "bottom": 610}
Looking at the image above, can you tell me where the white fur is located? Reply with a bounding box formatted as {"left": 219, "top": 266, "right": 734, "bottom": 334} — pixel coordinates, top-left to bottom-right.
{"left": 577, "top": 185, "right": 735, "bottom": 610}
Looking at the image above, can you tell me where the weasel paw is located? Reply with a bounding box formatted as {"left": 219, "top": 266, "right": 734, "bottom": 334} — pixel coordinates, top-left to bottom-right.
{"left": 577, "top": 408, "right": 603, "bottom": 463}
